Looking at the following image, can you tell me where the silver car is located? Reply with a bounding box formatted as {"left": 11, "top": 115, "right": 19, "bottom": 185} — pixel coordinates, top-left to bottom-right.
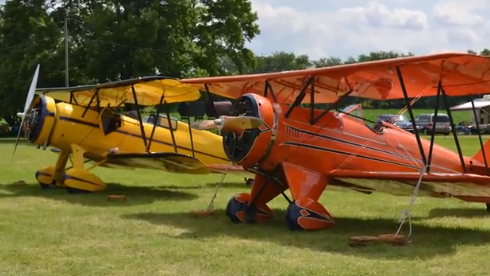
{"left": 414, "top": 113, "right": 451, "bottom": 135}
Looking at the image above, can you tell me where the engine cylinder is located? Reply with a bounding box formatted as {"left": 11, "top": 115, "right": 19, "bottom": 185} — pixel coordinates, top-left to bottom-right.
{"left": 222, "top": 93, "right": 277, "bottom": 169}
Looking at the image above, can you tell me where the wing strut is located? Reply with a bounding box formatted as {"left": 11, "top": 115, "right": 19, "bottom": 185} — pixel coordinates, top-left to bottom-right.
{"left": 165, "top": 102, "right": 178, "bottom": 153}
{"left": 69, "top": 91, "right": 79, "bottom": 105}
{"left": 146, "top": 95, "right": 164, "bottom": 152}
{"left": 309, "top": 79, "right": 315, "bottom": 125}
{"left": 285, "top": 76, "right": 314, "bottom": 118}
{"left": 130, "top": 85, "right": 148, "bottom": 150}
{"left": 471, "top": 96, "right": 489, "bottom": 173}
{"left": 81, "top": 88, "right": 100, "bottom": 117}
{"left": 204, "top": 84, "right": 219, "bottom": 118}
{"left": 396, "top": 66, "right": 427, "bottom": 166}
{"left": 186, "top": 115, "right": 196, "bottom": 158}
{"left": 441, "top": 87, "right": 466, "bottom": 173}
{"left": 313, "top": 90, "right": 355, "bottom": 125}
{"left": 263, "top": 81, "right": 278, "bottom": 103}
{"left": 426, "top": 81, "right": 442, "bottom": 172}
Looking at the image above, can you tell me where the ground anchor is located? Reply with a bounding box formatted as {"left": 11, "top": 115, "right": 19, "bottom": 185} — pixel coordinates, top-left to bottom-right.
{"left": 348, "top": 234, "right": 409, "bottom": 247}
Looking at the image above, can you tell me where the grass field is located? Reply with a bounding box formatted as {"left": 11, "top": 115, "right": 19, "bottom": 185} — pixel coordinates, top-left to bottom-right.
{"left": 1, "top": 136, "right": 490, "bottom": 276}
{"left": 362, "top": 109, "right": 472, "bottom": 123}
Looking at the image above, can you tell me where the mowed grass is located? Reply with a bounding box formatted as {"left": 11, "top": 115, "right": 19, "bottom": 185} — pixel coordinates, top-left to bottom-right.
{"left": 1, "top": 136, "right": 490, "bottom": 276}
{"left": 362, "top": 109, "right": 472, "bottom": 123}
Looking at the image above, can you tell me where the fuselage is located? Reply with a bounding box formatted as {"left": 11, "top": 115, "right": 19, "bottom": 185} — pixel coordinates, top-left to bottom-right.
{"left": 26, "top": 95, "right": 230, "bottom": 166}
{"left": 223, "top": 93, "right": 479, "bottom": 174}
{"left": 273, "top": 107, "right": 473, "bottom": 175}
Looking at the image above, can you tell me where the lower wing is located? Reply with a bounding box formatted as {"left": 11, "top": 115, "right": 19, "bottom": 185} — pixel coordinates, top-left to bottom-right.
{"left": 328, "top": 169, "right": 490, "bottom": 199}
{"left": 105, "top": 152, "right": 211, "bottom": 174}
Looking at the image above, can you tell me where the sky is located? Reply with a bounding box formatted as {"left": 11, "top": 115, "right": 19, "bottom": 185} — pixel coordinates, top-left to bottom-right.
{"left": 247, "top": 0, "right": 490, "bottom": 60}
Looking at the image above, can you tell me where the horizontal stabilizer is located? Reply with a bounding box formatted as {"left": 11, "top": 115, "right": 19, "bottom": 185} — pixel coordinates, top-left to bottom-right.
{"left": 106, "top": 152, "right": 211, "bottom": 174}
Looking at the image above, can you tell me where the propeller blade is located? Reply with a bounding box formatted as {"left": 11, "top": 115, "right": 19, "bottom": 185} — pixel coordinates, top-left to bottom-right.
{"left": 190, "top": 120, "right": 219, "bottom": 130}
{"left": 10, "top": 64, "right": 40, "bottom": 165}
{"left": 190, "top": 116, "right": 264, "bottom": 132}
{"left": 221, "top": 116, "right": 264, "bottom": 131}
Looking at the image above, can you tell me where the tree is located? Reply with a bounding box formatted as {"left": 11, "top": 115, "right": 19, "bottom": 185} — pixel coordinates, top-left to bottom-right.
{"left": 0, "top": 0, "right": 261, "bottom": 114}
{"left": 59, "top": 0, "right": 260, "bottom": 81}
{"left": 313, "top": 57, "right": 342, "bottom": 68}
{"left": 0, "top": 0, "right": 63, "bottom": 113}
{"left": 250, "top": 51, "right": 312, "bottom": 73}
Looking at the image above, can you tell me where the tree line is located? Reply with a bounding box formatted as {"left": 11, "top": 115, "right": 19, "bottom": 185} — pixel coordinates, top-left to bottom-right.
{"left": 0, "top": 0, "right": 488, "bottom": 120}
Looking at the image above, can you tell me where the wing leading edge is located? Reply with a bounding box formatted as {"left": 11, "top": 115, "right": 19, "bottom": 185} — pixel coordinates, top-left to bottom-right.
{"left": 36, "top": 76, "right": 202, "bottom": 107}
{"left": 105, "top": 152, "right": 211, "bottom": 174}
{"left": 182, "top": 53, "right": 490, "bottom": 104}
{"left": 328, "top": 169, "right": 490, "bottom": 199}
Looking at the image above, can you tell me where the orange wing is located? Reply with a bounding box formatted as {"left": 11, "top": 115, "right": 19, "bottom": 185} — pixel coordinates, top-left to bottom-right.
{"left": 328, "top": 169, "right": 490, "bottom": 199}
{"left": 181, "top": 53, "right": 490, "bottom": 104}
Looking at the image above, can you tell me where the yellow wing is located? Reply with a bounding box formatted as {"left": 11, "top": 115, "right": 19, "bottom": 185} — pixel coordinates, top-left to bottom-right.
{"left": 105, "top": 152, "right": 211, "bottom": 174}
{"left": 36, "top": 76, "right": 202, "bottom": 107}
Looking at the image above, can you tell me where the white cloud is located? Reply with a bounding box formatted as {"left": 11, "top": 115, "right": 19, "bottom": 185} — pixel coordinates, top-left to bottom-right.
{"left": 247, "top": 0, "right": 490, "bottom": 60}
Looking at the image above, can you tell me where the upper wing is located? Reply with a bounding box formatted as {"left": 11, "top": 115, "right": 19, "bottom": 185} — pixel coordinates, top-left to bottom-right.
{"left": 36, "top": 76, "right": 201, "bottom": 107}
{"left": 181, "top": 53, "right": 490, "bottom": 103}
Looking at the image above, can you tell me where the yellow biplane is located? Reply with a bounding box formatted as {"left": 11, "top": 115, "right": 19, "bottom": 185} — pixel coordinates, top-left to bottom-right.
{"left": 12, "top": 65, "right": 252, "bottom": 194}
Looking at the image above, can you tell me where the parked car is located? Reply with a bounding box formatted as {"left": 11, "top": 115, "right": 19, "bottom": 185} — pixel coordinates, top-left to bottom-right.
{"left": 376, "top": 114, "right": 413, "bottom": 132}
{"left": 414, "top": 113, "right": 451, "bottom": 135}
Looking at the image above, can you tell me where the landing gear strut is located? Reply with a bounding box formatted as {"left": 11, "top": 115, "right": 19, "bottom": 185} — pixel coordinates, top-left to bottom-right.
{"left": 244, "top": 177, "right": 254, "bottom": 186}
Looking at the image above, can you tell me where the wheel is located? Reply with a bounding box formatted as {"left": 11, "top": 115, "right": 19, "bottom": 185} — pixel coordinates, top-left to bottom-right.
{"left": 486, "top": 204, "right": 490, "bottom": 213}
{"left": 39, "top": 183, "right": 55, "bottom": 189}
{"left": 285, "top": 197, "right": 335, "bottom": 231}
{"left": 226, "top": 193, "right": 249, "bottom": 223}
{"left": 66, "top": 187, "right": 92, "bottom": 194}
{"left": 225, "top": 193, "right": 274, "bottom": 224}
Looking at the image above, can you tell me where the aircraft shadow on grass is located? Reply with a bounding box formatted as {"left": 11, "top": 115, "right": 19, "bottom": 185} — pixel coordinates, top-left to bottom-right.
{"left": 427, "top": 207, "right": 490, "bottom": 219}
{"left": 122, "top": 209, "right": 490, "bottom": 260}
{"left": 0, "top": 182, "right": 198, "bottom": 206}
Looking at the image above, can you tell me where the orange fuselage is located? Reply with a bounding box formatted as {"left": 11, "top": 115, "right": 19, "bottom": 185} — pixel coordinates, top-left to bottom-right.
{"left": 222, "top": 93, "right": 490, "bottom": 202}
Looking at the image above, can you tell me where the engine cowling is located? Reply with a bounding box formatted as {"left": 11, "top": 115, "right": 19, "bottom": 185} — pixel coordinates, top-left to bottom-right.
{"left": 222, "top": 93, "right": 277, "bottom": 169}
{"left": 24, "top": 95, "right": 57, "bottom": 145}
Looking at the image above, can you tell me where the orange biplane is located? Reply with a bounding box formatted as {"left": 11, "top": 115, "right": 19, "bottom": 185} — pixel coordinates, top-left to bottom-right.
{"left": 181, "top": 53, "right": 490, "bottom": 231}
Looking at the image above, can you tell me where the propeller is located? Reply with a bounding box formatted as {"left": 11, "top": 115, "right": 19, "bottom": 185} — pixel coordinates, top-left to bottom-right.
{"left": 10, "top": 64, "right": 40, "bottom": 164}
{"left": 191, "top": 115, "right": 264, "bottom": 132}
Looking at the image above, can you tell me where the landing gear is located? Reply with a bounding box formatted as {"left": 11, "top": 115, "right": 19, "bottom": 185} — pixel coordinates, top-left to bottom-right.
{"left": 226, "top": 164, "right": 336, "bottom": 231}
{"left": 225, "top": 193, "right": 274, "bottom": 223}
{"left": 36, "top": 145, "right": 107, "bottom": 194}
{"left": 35, "top": 166, "right": 57, "bottom": 189}
{"left": 285, "top": 197, "right": 335, "bottom": 231}
{"left": 62, "top": 168, "right": 106, "bottom": 193}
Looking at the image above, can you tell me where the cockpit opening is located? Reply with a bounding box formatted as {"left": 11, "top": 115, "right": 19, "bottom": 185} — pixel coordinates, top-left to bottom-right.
{"left": 100, "top": 107, "right": 122, "bottom": 135}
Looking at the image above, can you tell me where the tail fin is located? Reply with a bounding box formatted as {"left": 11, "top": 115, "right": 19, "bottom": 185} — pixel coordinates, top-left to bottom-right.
{"left": 472, "top": 137, "right": 490, "bottom": 164}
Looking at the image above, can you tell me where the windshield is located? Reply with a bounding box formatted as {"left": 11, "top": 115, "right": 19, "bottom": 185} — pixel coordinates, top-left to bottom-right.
{"left": 389, "top": 115, "right": 408, "bottom": 122}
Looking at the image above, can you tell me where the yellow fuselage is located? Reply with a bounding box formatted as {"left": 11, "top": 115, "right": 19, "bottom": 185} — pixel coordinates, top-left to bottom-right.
{"left": 29, "top": 95, "right": 229, "bottom": 166}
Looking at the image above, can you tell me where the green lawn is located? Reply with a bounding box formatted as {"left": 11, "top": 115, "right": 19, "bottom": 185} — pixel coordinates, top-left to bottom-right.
{"left": 1, "top": 136, "right": 489, "bottom": 276}
{"left": 362, "top": 109, "right": 471, "bottom": 123}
